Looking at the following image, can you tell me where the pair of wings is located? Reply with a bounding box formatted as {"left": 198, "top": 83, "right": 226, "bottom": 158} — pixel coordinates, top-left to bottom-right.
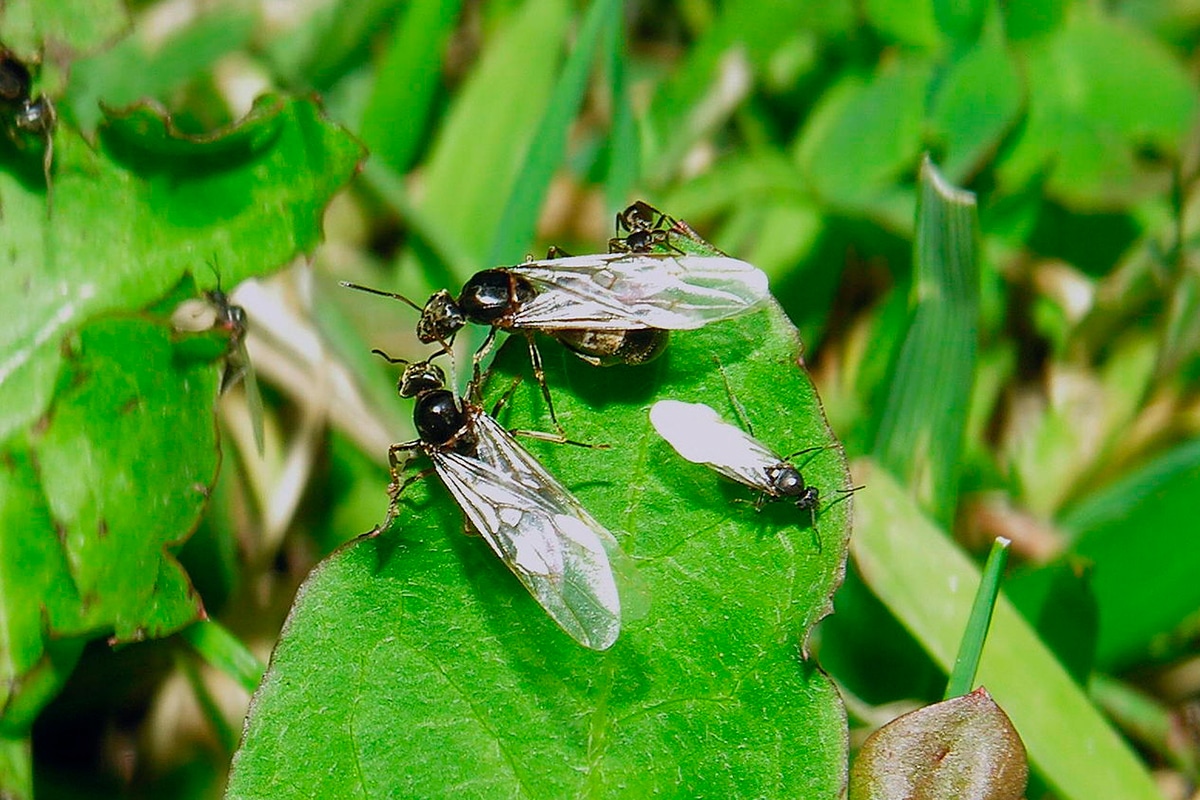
{"left": 508, "top": 252, "right": 770, "bottom": 331}
{"left": 649, "top": 399, "right": 786, "bottom": 492}
{"left": 430, "top": 408, "right": 627, "bottom": 651}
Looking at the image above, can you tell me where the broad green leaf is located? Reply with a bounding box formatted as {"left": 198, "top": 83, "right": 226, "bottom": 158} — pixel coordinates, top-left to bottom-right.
{"left": 863, "top": 0, "right": 940, "bottom": 48}
{"left": 0, "top": 0, "right": 128, "bottom": 57}
{"left": 1052, "top": 436, "right": 1200, "bottom": 669}
{"left": 873, "top": 158, "right": 979, "bottom": 525}
{"left": 928, "top": 37, "right": 1023, "bottom": 183}
{"left": 852, "top": 461, "right": 1162, "bottom": 800}
{"left": 360, "top": 0, "right": 464, "bottom": 173}
{"left": 793, "top": 58, "right": 931, "bottom": 211}
{"left": 64, "top": 9, "right": 256, "bottom": 134}
{"left": 997, "top": 12, "right": 1197, "bottom": 208}
{"left": 32, "top": 319, "right": 219, "bottom": 641}
{"left": 227, "top": 304, "right": 853, "bottom": 798}
{"left": 933, "top": 0, "right": 988, "bottom": 45}
{"left": 0, "top": 95, "right": 364, "bottom": 442}
{"left": 0, "top": 317, "right": 221, "bottom": 744}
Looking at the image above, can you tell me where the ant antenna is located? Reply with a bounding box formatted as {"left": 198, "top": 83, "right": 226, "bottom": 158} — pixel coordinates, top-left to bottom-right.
{"left": 371, "top": 349, "right": 410, "bottom": 365}
{"left": 340, "top": 281, "right": 424, "bottom": 313}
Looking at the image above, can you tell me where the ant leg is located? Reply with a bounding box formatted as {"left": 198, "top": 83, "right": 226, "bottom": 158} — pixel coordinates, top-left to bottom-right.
{"left": 713, "top": 355, "right": 755, "bottom": 438}
{"left": 489, "top": 374, "right": 524, "bottom": 418}
{"left": 522, "top": 332, "right": 563, "bottom": 435}
{"left": 509, "top": 428, "right": 609, "bottom": 450}
{"left": 368, "top": 442, "right": 422, "bottom": 535}
{"left": 468, "top": 327, "right": 500, "bottom": 403}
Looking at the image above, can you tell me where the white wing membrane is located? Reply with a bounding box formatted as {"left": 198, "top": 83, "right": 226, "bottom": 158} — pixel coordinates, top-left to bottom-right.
{"left": 650, "top": 400, "right": 782, "bottom": 491}
{"left": 431, "top": 411, "right": 623, "bottom": 651}
{"left": 509, "top": 252, "right": 769, "bottom": 331}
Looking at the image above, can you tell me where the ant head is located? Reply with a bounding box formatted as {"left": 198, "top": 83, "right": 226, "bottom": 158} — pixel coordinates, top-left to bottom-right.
{"left": 792, "top": 485, "right": 820, "bottom": 511}
{"left": 417, "top": 290, "right": 466, "bottom": 343}
{"left": 398, "top": 359, "right": 447, "bottom": 399}
{"left": 0, "top": 50, "right": 31, "bottom": 104}
{"left": 766, "top": 463, "right": 811, "bottom": 501}
{"left": 618, "top": 200, "right": 661, "bottom": 233}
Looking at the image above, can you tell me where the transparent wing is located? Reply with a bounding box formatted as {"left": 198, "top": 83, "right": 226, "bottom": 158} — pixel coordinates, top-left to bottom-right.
{"left": 231, "top": 338, "right": 265, "bottom": 457}
{"left": 508, "top": 252, "right": 769, "bottom": 331}
{"left": 649, "top": 400, "right": 780, "bottom": 491}
{"left": 431, "top": 439, "right": 622, "bottom": 651}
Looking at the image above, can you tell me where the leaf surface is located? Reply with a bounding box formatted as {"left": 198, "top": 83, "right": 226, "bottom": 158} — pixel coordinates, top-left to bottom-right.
{"left": 228, "top": 303, "right": 854, "bottom": 798}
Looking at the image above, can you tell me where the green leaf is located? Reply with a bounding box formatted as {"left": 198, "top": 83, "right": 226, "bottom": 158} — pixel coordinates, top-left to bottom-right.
{"left": 1054, "top": 436, "right": 1200, "bottom": 669}
{"left": 227, "top": 304, "right": 853, "bottom": 798}
{"left": 997, "top": 12, "right": 1197, "bottom": 208}
{"left": 945, "top": 538, "right": 1009, "bottom": 699}
{"left": 793, "top": 58, "right": 931, "bottom": 211}
{"left": 0, "top": 0, "right": 129, "bottom": 57}
{"left": 0, "top": 95, "right": 364, "bottom": 442}
{"left": 0, "top": 317, "right": 219, "bottom": 742}
{"left": 928, "top": 37, "right": 1024, "bottom": 183}
{"left": 873, "top": 158, "right": 979, "bottom": 524}
{"left": 64, "top": 9, "right": 256, "bottom": 134}
{"left": 851, "top": 461, "right": 1162, "bottom": 800}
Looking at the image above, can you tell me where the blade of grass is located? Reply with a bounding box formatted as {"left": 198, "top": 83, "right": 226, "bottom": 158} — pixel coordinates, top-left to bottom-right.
{"left": 486, "top": 0, "right": 622, "bottom": 264}
{"left": 177, "top": 649, "right": 239, "bottom": 754}
{"left": 602, "top": 15, "right": 640, "bottom": 212}
{"left": 851, "top": 459, "right": 1162, "bottom": 800}
{"left": 1090, "top": 673, "right": 1198, "bottom": 777}
{"left": 0, "top": 736, "right": 29, "bottom": 800}
{"left": 415, "top": 0, "right": 568, "bottom": 267}
{"left": 873, "top": 155, "right": 980, "bottom": 525}
{"left": 360, "top": 0, "right": 464, "bottom": 173}
{"left": 361, "top": 158, "right": 474, "bottom": 291}
{"left": 180, "top": 619, "right": 265, "bottom": 694}
{"left": 945, "top": 536, "right": 1010, "bottom": 699}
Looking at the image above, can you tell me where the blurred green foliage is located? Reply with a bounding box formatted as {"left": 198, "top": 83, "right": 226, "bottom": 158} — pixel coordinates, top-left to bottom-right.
{"left": 3, "top": 0, "right": 1200, "bottom": 798}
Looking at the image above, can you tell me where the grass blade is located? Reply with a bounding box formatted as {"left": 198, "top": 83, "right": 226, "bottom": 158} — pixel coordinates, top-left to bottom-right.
{"left": 486, "top": 0, "right": 622, "bottom": 264}
{"left": 852, "top": 460, "right": 1162, "bottom": 800}
{"left": 945, "top": 537, "right": 1010, "bottom": 699}
{"left": 873, "top": 155, "right": 980, "bottom": 525}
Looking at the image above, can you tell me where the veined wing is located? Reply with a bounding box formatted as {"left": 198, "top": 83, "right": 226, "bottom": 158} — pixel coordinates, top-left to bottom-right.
{"left": 469, "top": 409, "right": 650, "bottom": 625}
{"left": 509, "top": 252, "right": 769, "bottom": 331}
{"left": 431, "top": 445, "right": 622, "bottom": 651}
{"left": 649, "top": 400, "right": 781, "bottom": 491}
